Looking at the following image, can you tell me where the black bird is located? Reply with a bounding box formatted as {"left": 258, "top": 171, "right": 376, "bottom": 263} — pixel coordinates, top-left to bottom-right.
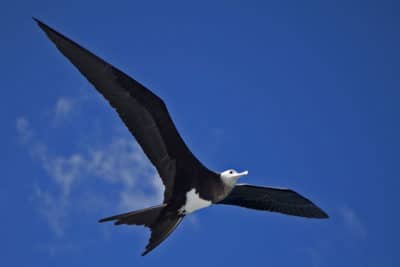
{"left": 34, "top": 18, "right": 328, "bottom": 256}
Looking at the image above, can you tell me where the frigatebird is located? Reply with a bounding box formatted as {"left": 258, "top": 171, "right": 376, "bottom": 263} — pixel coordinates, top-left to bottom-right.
{"left": 34, "top": 18, "right": 328, "bottom": 256}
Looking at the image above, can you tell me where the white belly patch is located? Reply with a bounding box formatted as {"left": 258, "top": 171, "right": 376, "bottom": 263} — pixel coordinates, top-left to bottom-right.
{"left": 180, "top": 188, "right": 212, "bottom": 214}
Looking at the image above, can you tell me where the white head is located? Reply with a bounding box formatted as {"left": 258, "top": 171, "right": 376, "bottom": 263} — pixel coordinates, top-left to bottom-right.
{"left": 220, "top": 169, "right": 248, "bottom": 187}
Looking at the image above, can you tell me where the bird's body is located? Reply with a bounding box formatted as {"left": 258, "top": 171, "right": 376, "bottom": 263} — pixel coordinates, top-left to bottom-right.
{"left": 180, "top": 188, "right": 212, "bottom": 214}
{"left": 35, "top": 18, "right": 328, "bottom": 256}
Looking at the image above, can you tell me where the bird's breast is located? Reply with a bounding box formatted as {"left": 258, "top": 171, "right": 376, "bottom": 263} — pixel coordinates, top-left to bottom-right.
{"left": 179, "top": 188, "right": 212, "bottom": 214}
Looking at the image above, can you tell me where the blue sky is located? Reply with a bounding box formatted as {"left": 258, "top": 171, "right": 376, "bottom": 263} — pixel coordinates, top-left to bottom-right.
{"left": 1, "top": 1, "right": 398, "bottom": 266}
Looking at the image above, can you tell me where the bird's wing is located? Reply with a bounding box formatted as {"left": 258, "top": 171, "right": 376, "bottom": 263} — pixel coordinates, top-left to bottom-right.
{"left": 34, "top": 19, "right": 208, "bottom": 201}
{"left": 217, "top": 184, "right": 328, "bottom": 219}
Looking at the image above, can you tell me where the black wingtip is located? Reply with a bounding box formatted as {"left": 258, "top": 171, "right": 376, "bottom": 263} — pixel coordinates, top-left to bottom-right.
{"left": 141, "top": 250, "right": 148, "bottom": 256}
{"left": 32, "top": 17, "right": 44, "bottom": 26}
{"left": 33, "top": 17, "right": 53, "bottom": 32}
{"left": 320, "top": 211, "right": 329, "bottom": 219}
{"left": 141, "top": 247, "right": 152, "bottom": 256}
{"left": 32, "top": 17, "right": 50, "bottom": 34}
{"left": 313, "top": 207, "right": 329, "bottom": 219}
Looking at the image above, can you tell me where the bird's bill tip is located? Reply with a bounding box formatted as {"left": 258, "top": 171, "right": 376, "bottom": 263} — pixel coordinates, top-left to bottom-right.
{"left": 239, "top": 170, "right": 249, "bottom": 176}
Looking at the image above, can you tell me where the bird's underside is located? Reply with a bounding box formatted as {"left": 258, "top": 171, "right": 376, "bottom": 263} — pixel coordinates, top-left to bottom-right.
{"left": 34, "top": 18, "right": 329, "bottom": 256}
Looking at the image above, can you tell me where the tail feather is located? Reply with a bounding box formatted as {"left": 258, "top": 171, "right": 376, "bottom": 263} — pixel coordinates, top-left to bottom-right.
{"left": 98, "top": 204, "right": 167, "bottom": 226}
{"left": 142, "top": 214, "right": 184, "bottom": 256}
{"left": 99, "top": 204, "right": 184, "bottom": 256}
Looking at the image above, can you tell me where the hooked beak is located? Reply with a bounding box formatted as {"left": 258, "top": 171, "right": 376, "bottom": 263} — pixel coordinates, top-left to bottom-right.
{"left": 234, "top": 170, "right": 248, "bottom": 178}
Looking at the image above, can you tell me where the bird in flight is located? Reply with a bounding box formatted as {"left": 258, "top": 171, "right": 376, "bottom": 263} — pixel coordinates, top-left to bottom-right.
{"left": 34, "top": 18, "right": 328, "bottom": 256}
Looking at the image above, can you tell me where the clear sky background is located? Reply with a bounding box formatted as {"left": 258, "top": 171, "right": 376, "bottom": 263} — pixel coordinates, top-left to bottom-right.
{"left": 1, "top": 1, "right": 398, "bottom": 266}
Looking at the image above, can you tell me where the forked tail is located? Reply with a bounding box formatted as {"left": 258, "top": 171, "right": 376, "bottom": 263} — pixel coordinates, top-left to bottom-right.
{"left": 98, "top": 204, "right": 167, "bottom": 226}
{"left": 99, "top": 204, "right": 184, "bottom": 256}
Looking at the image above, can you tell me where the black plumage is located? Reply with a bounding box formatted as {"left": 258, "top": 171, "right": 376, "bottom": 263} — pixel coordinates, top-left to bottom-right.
{"left": 34, "top": 18, "right": 328, "bottom": 256}
{"left": 217, "top": 184, "right": 328, "bottom": 218}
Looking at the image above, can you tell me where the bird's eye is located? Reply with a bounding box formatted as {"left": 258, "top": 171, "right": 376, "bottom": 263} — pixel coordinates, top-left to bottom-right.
{"left": 229, "top": 171, "right": 233, "bottom": 174}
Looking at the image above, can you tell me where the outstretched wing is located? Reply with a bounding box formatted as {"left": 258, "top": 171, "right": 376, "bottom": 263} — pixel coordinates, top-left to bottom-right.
{"left": 34, "top": 18, "right": 209, "bottom": 201}
{"left": 218, "top": 184, "right": 328, "bottom": 219}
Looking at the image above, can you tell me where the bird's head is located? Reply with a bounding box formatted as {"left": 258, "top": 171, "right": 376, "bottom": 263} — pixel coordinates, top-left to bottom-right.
{"left": 220, "top": 169, "right": 248, "bottom": 187}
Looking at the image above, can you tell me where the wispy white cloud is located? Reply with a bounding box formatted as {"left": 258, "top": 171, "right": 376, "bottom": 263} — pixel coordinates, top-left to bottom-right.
{"left": 340, "top": 206, "right": 367, "bottom": 239}
{"left": 16, "top": 114, "right": 164, "bottom": 237}
{"left": 16, "top": 117, "right": 33, "bottom": 142}
{"left": 33, "top": 185, "right": 68, "bottom": 237}
{"left": 54, "top": 97, "right": 73, "bottom": 119}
